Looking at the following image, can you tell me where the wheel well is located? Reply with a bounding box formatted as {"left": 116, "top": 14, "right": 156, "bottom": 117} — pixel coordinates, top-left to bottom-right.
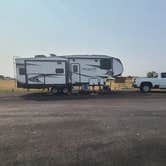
{"left": 140, "top": 82, "right": 153, "bottom": 88}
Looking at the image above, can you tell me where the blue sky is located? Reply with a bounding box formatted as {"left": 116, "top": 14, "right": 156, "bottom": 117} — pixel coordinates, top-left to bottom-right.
{"left": 0, "top": 0, "right": 166, "bottom": 77}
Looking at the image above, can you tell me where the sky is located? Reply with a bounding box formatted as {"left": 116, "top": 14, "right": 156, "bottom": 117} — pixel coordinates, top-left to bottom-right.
{"left": 0, "top": 0, "right": 166, "bottom": 77}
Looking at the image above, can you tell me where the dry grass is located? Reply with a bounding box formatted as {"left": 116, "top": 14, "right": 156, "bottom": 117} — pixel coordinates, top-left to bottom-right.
{"left": 109, "top": 82, "right": 133, "bottom": 90}
{"left": 0, "top": 79, "right": 134, "bottom": 93}
{"left": 0, "top": 80, "right": 44, "bottom": 93}
{"left": 0, "top": 80, "right": 17, "bottom": 92}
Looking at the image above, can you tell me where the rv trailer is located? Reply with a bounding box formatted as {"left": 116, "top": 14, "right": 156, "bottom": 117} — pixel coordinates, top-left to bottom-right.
{"left": 15, "top": 55, "right": 123, "bottom": 93}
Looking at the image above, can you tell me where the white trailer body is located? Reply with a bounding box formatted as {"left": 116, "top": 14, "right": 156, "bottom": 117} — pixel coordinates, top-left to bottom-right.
{"left": 15, "top": 55, "right": 123, "bottom": 90}
{"left": 65, "top": 55, "right": 123, "bottom": 85}
{"left": 16, "top": 57, "right": 68, "bottom": 89}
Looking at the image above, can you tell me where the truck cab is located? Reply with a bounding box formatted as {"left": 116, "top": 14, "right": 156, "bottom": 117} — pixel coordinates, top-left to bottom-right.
{"left": 133, "top": 72, "right": 166, "bottom": 92}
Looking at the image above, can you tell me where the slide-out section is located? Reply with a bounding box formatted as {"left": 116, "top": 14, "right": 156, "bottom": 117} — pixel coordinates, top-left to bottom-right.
{"left": 25, "top": 60, "right": 66, "bottom": 86}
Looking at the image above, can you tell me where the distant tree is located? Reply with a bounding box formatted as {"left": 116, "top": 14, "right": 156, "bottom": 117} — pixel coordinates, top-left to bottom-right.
{"left": 0, "top": 75, "right": 4, "bottom": 80}
{"left": 147, "top": 71, "right": 158, "bottom": 78}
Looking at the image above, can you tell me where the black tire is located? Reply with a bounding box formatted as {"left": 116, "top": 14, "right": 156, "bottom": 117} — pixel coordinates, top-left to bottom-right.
{"left": 62, "top": 88, "right": 69, "bottom": 94}
{"left": 62, "top": 88, "right": 72, "bottom": 95}
{"left": 51, "top": 87, "right": 58, "bottom": 95}
{"left": 140, "top": 83, "right": 152, "bottom": 93}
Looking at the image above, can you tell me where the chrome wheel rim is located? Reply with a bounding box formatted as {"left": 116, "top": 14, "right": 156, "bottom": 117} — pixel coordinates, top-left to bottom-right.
{"left": 143, "top": 86, "right": 150, "bottom": 92}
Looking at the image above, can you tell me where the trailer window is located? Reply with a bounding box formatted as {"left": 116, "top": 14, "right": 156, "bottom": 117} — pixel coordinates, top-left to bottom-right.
{"left": 73, "top": 65, "right": 78, "bottom": 73}
{"left": 19, "top": 68, "right": 25, "bottom": 75}
{"left": 161, "top": 73, "right": 166, "bottom": 78}
{"left": 56, "top": 68, "right": 64, "bottom": 74}
{"left": 100, "top": 59, "right": 112, "bottom": 69}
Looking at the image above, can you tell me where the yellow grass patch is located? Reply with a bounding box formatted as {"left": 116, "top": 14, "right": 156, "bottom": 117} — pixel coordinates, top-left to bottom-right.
{"left": 0, "top": 80, "right": 16, "bottom": 90}
{"left": 0, "top": 80, "right": 43, "bottom": 93}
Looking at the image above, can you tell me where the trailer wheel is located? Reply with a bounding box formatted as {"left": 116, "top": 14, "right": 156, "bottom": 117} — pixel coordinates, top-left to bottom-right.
{"left": 62, "top": 88, "right": 70, "bottom": 95}
{"left": 51, "top": 87, "right": 58, "bottom": 95}
{"left": 140, "top": 83, "right": 151, "bottom": 93}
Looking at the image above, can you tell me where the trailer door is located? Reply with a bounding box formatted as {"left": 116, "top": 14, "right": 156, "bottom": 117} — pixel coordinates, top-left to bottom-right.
{"left": 71, "top": 63, "right": 80, "bottom": 84}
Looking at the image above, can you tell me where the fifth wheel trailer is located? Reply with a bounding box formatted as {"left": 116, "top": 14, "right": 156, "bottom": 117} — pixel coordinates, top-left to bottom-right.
{"left": 15, "top": 55, "right": 123, "bottom": 93}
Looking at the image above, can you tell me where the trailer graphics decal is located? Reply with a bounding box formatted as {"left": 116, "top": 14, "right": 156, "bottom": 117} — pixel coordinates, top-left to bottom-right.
{"left": 28, "top": 74, "right": 64, "bottom": 83}
{"left": 105, "top": 69, "right": 113, "bottom": 75}
{"left": 28, "top": 76, "right": 41, "bottom": 83}
{"left": 82, "top": 67, "right": 96, "bottom": 71}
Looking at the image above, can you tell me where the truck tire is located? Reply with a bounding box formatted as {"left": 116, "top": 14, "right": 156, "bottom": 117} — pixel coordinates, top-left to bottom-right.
{"left": 140, "top": 83, "right": 151, "bottom": 93}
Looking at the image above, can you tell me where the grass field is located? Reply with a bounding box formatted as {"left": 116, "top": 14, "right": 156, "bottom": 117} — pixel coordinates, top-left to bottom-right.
{"left": 0, "top": 80, "right": 17, "bottom": 92}
{"left": 0, "top": 80, "right": 42, "bottom": 93}
{"left": 0, "top": 80, "right": 134, "bottom": 93}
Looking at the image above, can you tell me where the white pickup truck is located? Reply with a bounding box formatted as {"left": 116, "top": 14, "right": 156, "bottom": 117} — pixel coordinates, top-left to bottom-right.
{"left": 133, "top": 72, "right": 166, "bottom": 92}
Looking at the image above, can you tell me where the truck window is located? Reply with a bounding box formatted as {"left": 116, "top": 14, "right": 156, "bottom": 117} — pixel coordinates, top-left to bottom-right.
{"left": 56, "top": 68, "right": 64, "bottom": 74}
{"left": 161, "top": 73, "right": 166, "bottom": 78}
{"left": 19, "top": 68, "right": 25, "bottom": 75}
{"left": 100, "top": 58, "right": 112, "bottom": 69}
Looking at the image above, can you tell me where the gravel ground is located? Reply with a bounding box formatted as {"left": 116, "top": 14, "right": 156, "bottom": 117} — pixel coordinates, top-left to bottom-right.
{"left": 0, "top": 91, "right": 166, "bottom": 166}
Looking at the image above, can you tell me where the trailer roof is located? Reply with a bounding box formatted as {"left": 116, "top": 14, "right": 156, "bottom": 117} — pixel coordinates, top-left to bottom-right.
{"left": 62, "top": 55, "right": 112, "bottom": 59}
{"left": 15, "top": 54, "right": 117, "bottom": 62}
{"left": 15, "top": 56, "right": 67, "bottom": 61}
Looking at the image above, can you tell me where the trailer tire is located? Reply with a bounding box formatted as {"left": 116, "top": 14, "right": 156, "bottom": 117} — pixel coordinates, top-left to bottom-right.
{"left": 62, "top": 88, "right": 70, "bottom": 95}
{"left": 51, "top": 87, "right": 58, "bottom": 95}
{"left": 140, "top": 83, "right": 152, "bottom": 93}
